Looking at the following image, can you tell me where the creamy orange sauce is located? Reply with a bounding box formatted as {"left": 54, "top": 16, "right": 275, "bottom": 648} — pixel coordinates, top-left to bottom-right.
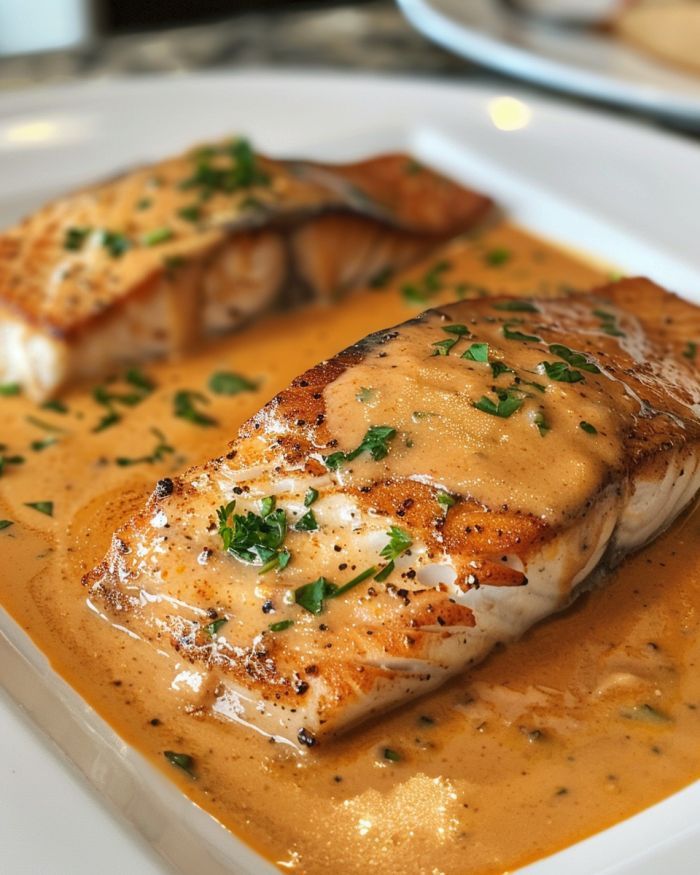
{"left": 2, "top": 223, "right": 700, "bottom": 874}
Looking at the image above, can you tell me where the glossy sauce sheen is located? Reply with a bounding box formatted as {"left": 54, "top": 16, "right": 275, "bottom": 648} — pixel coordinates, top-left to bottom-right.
{"left": 1, "top": 224, "right": 700, "bottom": 875}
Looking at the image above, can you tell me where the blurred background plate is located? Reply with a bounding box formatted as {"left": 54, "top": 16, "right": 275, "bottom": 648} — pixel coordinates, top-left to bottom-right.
{"left": 397, "top": 0, "right": 700, "bottom": 127}
{"left": 1, "top": 70, "right": 700, "bottom": 875}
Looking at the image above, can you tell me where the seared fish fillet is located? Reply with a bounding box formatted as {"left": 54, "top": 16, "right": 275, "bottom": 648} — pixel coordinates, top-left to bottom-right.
{"left": 84, "top": 278, "right": 700, "bottom": 747}
{"left": 0, "top": 140, "right": 490, "bottom": 400}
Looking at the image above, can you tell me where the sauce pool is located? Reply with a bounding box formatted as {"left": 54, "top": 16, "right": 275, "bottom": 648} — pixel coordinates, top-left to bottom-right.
{"left": 1, "top": 223, "right": 699, "bottom": 874}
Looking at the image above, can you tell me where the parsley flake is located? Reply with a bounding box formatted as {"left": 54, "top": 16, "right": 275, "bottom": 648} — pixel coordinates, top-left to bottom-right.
{"left": 579, "top": 421, "right": 598, "bottom": 435}
{"left": 295, "top": 509, "right": 318, "bottom": 532}
{"left": 462, "top": 342, "right": 489, "bottom": 363}
{"left": 304, "top": 488, "right": 319, "bottom": 507}
{"left": 0, "top": 520, "right": 14, "bottom": 531}
{"left": 374, "top": 526, "right": 412, "bottom": 582}
{"left": 208, "top": 371, "right": 257, "bottom": 395}
{"left": 164, "top": 751, "right": 196, "bottom": 778}
{"left": 484, "top": 247, "right": 511, "bottom": 266}
{"left": 324, "top": 425, "right": 396, "bottom": 470}
{"left": 473, "top": 388, "right": 524, "bottom": 419}
{"left": 174, "top": 390, "right": 217, "bottom": 427}
{"left": 269, "top": 619, "right": 294, "bottom": 632}
{"left": 594, "top": 308, "right": 625, "bottom": 337}
{"left": 493, "top": 299, "right": 537, "bottom": 312}
{"left": 24, "top": 501, "right": 53, "bottom": 517}
{"left": 217, "top": 498, "right": 289, "bottom": 573}
{"left": 204, "top": 617, "right": 228, "bottom": 638}
{"left": 548, "top": 344, "right": 600, "bottom": 374}
{"left": 503, "top": 322, "right": 542, "bottom": 343}
{"left": 538, "top": 361, "right": 584, "bottom": 383}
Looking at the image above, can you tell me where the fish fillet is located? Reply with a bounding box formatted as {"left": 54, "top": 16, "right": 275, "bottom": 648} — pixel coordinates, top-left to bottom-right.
{"left": 84, "top": 277, "right": 700, "bottom": 747}
{"left": 0, "top": 141, "right": 491, "bottom": 400}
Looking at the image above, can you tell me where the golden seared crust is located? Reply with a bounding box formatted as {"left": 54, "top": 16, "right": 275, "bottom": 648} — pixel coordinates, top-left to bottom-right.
{"left": 83, "top": 278, "right": 700, "bottom": 742}
{"left": 0, "top": 143, "right": 491, "bottom": 338}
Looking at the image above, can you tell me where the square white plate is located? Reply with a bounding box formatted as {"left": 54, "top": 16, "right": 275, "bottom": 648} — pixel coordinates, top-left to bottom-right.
{"left": 1, "top": 70, "right": 699, "bottom": 875}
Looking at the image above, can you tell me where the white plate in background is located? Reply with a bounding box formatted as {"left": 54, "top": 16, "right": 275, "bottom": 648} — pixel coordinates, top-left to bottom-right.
{"left": 1, "top": 70, "right": 700, "bottom": 875}
{"left": 397, "top": 0, "right": 700, "bottom": 127}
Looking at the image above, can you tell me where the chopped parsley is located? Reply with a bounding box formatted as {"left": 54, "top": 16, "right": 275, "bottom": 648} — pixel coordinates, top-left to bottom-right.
{"left": 304, "top": 487, "right": 319, "bottom": 507}
{"left": 92, "top": 368, "right": 155, "bottom": 432}
{"left": 136, "top": 198, "right": 152, "bottom": 210}
{"left": 493, "top": 299, "right": 537, "bottom": 312}
{"left": 538, "top": 360, "right": 584, "bottom": 383}
{"left": 374, "top": 526, "right": 412, "bottom": 582}
{"left": 208, "top": 371, "right": 257, "bottom": 395}
{"left": 324, "top": 425, "right": 396, "bottom": 470}
{"left": 533, "top": 411, "right": 550, "bottom": 436}
{"left": 164, "top": 751, "right": 196, "bottom": 777}
{"left": 548, "top": 343, "right": 600, "bottom": 374}
{"left": 383, "top": 748, "right": 402, "bottom": 762}
{"left": 295, "top": 509, "right": 318, "bottom": 532}
{"left": 400, "top": 260, "right": 450, "bottom": 304}
{"left": 30, "top": 436, "right": 58, "bottom": 452}
{"left": 579, "top": 420, "right": 598, "bottom": 435}
{"left": 0, "top": 520, "right": 14, "bottom": 531}
{"left": 437, "top": 491, "right": 456, "bottom": 510}
{"left": 41, "top": 399, "right": 69, "bottom": 414}
{"left": 174, "top": 390, "right": 217, "bottom": 427}
{"left": 0, "top": 454, "right": 24, "bottom": 477}
{"left": 620, "top": 703, "right": 671, "bottom": 724}
{"left": 63, "top": 226, "right": 91, "bottom": 251}
{"left": 368, "top": 266, "right": 394, "bottom": 289}
{"left": 217, "top": 497, "right": 289, "bottom": 573}
{"left": 432, "top": 324, "right": 471, "bottom": 356}
{"left": 142, "top": 227, "right": 173, "bottom": 246}
{"left": 356, "top": 387, "right": 375, "bottom": 404}
{"left": 594, "top": 308, "right": 625, "bottom": 337}
{"left": 294, "top": 566, "right": 377, "bottom": 615}
{"left": 502, "top": 322, "right": 542, "bottom": 343}
{"left": 204, "top": 617, "right": 228, "bottom": 638}
{"left": 269, "top": 619, "right": 294, "bottom": 632}
{"left": 24, "top": 501, "right": 53, "bottom": 517}
{"left": 101, "top": 230, "right": 131, "bottom": 258}
{"left": 682, "top": 341, "right": 697, "bottom": 360}
{"left": 484, "top": 247, "right": 511, "bottom": 266}
{"left": 179, "top": 138, "right": 270, "bottom": 198}
{"left": 462, "top": 342, "right": 489, "bottom": 363}
{"left": 490, "top": 361, "right": 512, "bottom": 378}
{"left": 473, "top": 388, "right": 524, "bottom": 419}
{"left": 26, "top": 414, "right": 66, "bottom": 434}
{"left": 520, "top": 379, "right": 546, "bottom": 393}
{"left": 0, "top": 383, "right": 21, "bottom": 396}
{"left": 116, "top": 428, "right": 174, "bottom": 466}
{"left": 178, "top": 204, "right": 201, "bottom": 223}
{"left": 443, "top": 323, "right": 471, "bottom": 336}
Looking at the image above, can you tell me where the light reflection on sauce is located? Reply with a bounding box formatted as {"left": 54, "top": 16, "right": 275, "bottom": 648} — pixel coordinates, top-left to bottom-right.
{"left": 1, "top": 223, "right": 700, "bottom": 874}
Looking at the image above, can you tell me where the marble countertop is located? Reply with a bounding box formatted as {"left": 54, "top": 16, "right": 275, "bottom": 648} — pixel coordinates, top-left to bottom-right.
{"left": 0, "top": 0, "right": 696, "bottom": 141}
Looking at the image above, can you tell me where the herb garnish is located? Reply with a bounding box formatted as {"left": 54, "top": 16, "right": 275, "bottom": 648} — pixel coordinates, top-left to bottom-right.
{"left": 484, "top": 247, "right": 511, "bottom": 267}
{"left": 368, "top": 266, "right": 393, "bottom": 289}
{"left": 178, "top": 204, "right": 201, "bottom": 223}
{"left": 101, "top": 230, "right": 131, "bottom": 258}
{"left": 180, "top": 138, "right": 270, "bottom": 199}
{"left": 295, "top": 510, "right": 318, "bottom": 532}
{"left": 437, "top": 491, "right": 456, "bottom": 510}
{"left": 0, "top": 520, "right": 14, "bottom": 531}
{"left": 0, "top": 454, "right": 24, "bottom": 477}
{"left": 217, "top": 497, "right": 290, "bottom": 573}
{"left": 462, "top": 342, "right": 489, "bottom": 363}
{"left": 64, "top": 226, "right": 91, "bottom": 251}
{"left": 682, "top": 341, "right": 697, "bottom": 360}
{"left": 579, "top": 421, "right": 598, "bottom": 435}
{"left": 174, "top": 390, "right": 217, "bottom": 427}
{"left": 204, "top": 617, "right": 228, "bottom": 638}
{"left": 142, "top": 227, "right": 173, "bottom": 247}
{"left": 30, "top": 436, "right": 58, "bottom": 452}
{"left": 374, "top": 526, "right": 412, "bottom": 582}
{"left": 304, "top": 488, "right": 319, "bottom": 507}
{"left": 324, "top": 425, "right": 396, "bottom": 470}
{"left": 400, "top": 260, "right": 451, "bottom": 304}
{"left": 0, "top": 383, "right": 21, "bottom": 396}
{"left": 490, "top": 361, "right": 512, "bottom": 378}
{"left": 594, "top": 308, "right": 625, "bottom": 337}
{"left": 92, "top": 368, "right": 155, "bottom": 432}
{"left": 269, "top": 619, "right": 294, "bottom": 632}
{"left": 164, "top": 751, "right": 196, "bottom": 777}
{"left": 116, "top": 428, "right": 174, "bottom": 466}
{"left": 294, "top": 566, "right": 377, "bottom": 615}
{"left": 503, "top": 322, "right": 542, "bottom": 343}
{"left": 538, "top": 361, "right": 584, "bottom": 383}
{"left": 136, "top": 197, "right": 152, "bottom": 210}
{"left": 473, "top": 388, "right": 524, "bottom": 418}
{"left": 493, "top": 299, "right": 537, "bottom": 312}
{"left": 25, "top": 501, "right": 53, "bottom": 517}
{"left": 41, "top": 399, "right": 68, "bottom": 414}
{"left": 548, "top": 344, "right": 600, "bottom": 374}
{"left": 533, "top": 411, "right": 549, "bottom": 436}
{"left": 208, "top": 371, "right": 257, "bottom": 395}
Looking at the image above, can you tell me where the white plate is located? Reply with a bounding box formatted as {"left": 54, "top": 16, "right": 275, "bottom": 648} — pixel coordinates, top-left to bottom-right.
{"left": 397, "top": 0, "right": 700, "bottom": 127}
{"left": 1, "top": 70, "right": 700, "bottom": 875}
